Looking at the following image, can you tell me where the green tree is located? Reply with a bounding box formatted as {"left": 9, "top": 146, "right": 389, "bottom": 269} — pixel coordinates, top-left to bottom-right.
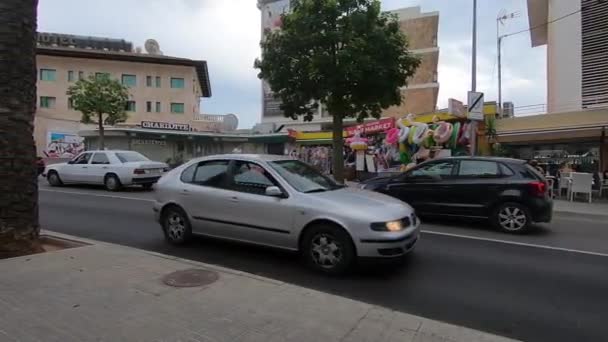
{"left": 255, "top": 0, "right": 420, "bottom": 182}
{"left": 0, "top": 0, "right": 42, "bottom": 257}
{"left": 67, "top": 74, "right": 130, "bottom": 150}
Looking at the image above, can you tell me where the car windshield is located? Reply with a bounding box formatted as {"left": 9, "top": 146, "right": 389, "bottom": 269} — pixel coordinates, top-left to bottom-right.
{"left": 115, "top": 152, "right": 149, "bottom": 163}
{"left": 268, "top": 160, "right": 344, "bottom": 193}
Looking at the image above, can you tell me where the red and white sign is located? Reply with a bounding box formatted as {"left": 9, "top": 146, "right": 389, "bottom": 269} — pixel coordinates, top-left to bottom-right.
{"left": 345, "top": 118, "right": 395, "bottom": 137}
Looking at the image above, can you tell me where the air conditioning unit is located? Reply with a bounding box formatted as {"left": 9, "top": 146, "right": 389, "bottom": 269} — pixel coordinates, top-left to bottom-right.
{"left": 502, "top": 102, "right": 514, "bottom": 118}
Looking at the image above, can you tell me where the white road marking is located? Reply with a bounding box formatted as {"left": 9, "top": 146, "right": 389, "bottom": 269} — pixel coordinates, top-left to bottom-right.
{"left": 422, "top": 230, "right": 608, "bottom": 258}
{"left": 39, "top": 188, "right": 155, "bottom": 202}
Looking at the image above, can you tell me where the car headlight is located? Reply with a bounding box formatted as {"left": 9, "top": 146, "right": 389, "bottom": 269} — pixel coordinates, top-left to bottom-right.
{"left": 371, "top": 220, "right": 405, "bottom": 232}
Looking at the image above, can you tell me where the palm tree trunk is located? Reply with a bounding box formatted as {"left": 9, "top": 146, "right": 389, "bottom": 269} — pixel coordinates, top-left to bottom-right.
{"left": 98, "top": 112, "right": 105, "bottom": 150}
{"left": 0, "top": 0, "right": 42, "bottom": 257}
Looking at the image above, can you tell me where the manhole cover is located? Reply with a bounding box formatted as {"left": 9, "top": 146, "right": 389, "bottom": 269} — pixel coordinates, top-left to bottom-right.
{"left": 162, "top": 269, "right": 219, "bottom": 288}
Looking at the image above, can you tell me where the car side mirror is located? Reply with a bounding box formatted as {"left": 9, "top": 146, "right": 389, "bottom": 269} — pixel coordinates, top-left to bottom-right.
{"left": 265, "top": 186, "right": 284, "bottom": 197}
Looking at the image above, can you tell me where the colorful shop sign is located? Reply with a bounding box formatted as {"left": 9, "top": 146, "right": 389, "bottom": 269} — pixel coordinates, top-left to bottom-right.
{"left": 345, "top": 118, "right": 395, "bottom": 137}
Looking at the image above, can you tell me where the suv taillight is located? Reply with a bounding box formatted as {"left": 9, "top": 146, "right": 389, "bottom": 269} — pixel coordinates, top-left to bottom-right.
{"left": 133, "top": 169, "right": 145, "bottom": 175}
{"left": 528, "top": 181, "right": 546, "bottom": 198}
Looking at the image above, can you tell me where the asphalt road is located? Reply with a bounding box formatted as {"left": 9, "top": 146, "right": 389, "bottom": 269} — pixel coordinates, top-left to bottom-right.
{"left": 39, "top": 183, "right": 608, "bottom": 342}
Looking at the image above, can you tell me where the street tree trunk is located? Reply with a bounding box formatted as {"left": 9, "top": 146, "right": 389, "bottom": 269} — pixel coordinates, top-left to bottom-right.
{"left": 331, "top": 113, "right": 344, "bottom": 183}
{"left": 97, "top": 112, "right": 105, "bottom": 150}
{"left": 0, "top": 0, "right": 42, "bottom": 257}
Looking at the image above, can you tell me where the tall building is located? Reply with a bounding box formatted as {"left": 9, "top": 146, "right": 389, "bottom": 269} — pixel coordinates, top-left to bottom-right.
{"left": 256, "top": 2, "right": 439, "bottom": 131}
{"left": 527, "top": 0, "right": 608, "bottom": 113}
{"left": 34, "top": 32, "right": 217, "bottom": 158}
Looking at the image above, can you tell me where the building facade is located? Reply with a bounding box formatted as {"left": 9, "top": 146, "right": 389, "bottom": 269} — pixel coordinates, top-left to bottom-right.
{"left": 256, "top": 2, "right": 439, "bottom": 131}
{"left": 34, "top": 32, "right": 229, "bottom": 160}
{"left": 527, "top": 0, "right": 608, "bottom": 113}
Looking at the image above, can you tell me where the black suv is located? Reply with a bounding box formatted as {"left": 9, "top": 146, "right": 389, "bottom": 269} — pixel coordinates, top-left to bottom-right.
{"left": 362, "top": 157, "right": 553, "bottom": 233}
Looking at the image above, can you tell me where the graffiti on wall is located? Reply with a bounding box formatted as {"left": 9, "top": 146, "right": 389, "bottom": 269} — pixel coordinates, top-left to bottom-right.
{"left": 44, "top": 132, "right": 85, "bottom": 158}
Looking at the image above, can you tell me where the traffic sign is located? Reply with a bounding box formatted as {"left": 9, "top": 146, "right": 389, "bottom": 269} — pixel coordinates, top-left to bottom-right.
{"left": 467, "top": 91, "right": 484, "bottom": 121}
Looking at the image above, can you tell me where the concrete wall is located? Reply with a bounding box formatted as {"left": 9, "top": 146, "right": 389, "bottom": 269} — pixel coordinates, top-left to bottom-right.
{"left": 547, "top": 0, "right": 582, "bottom": 113}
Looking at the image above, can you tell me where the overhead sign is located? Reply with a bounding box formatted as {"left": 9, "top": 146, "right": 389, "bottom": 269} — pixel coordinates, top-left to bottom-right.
{"left": 345, "top": 118, "right": 395, "bottom": 137}
{"left": 141, "top": 121, "right": 190, "bottom": 132}
{"left": 132, "top": 139, "right": 166, "bottom": 146}
{"left": 467, "top": 91, "right": 484, "bottom": 121}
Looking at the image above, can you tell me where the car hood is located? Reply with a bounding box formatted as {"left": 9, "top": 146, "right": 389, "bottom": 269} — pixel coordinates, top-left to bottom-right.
{"left": 307, "top": 187, "right": 413, "bottom": 221}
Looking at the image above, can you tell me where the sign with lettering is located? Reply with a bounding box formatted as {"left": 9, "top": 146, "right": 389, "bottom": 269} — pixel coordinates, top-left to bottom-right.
{"left": 141, "top": 121, "right": 191, "bottom": 131}
{"left": 345, "top": 118, "right": 395, "bottom": 137}
{"left": 37, "top": 32, "right": 133, "bottom": 52}
{"left": 132, "top": 139, "right": 166, "bottom": 146}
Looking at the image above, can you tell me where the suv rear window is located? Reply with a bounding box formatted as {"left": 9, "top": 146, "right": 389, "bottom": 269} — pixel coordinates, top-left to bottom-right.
{"left": 522, "top": 164, "right": 544, "bottom": 180}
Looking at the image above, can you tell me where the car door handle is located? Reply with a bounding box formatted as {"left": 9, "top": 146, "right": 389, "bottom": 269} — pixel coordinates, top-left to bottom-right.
{"left": 229, "top": 196, "right": 239, "bottom": 202}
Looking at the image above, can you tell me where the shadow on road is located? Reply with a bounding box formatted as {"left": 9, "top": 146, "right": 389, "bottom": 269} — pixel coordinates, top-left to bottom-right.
{"left": 421, "top": 216, "right": 553, "bottom": 237}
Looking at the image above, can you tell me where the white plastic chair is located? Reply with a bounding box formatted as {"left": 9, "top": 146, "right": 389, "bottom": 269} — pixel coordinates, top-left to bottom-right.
{"left": 558, "top": 172, "right": 572, "bottom": 197}
{"left": 569, "top": 172, "right": 593, "bottom": 203}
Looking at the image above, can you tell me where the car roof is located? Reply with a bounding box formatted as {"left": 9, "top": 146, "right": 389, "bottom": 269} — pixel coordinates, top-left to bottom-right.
{"left": 197, "top": 154, "right": 297, "bottom": 163}
{"left": 431, "top": 156, "right": 526, "bottom": 164}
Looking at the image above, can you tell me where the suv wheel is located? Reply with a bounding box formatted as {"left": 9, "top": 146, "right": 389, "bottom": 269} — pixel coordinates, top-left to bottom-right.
{"left": 162, "top": 206, "right": 192, "bottom": 245}
{"left": 493, "top": 202, "right": 531, "bottom": 233}
{"left": 301, "top": 225, "right": 355, "bottom": 275}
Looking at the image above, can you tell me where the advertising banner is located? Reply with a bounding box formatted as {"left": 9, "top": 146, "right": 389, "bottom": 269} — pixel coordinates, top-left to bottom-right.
{"left": 345, "top": 118, "right": 395, "bottom": 137}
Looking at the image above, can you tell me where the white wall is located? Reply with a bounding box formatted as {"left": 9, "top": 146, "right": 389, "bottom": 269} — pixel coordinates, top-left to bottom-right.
{"left": 547, "top": 0, "right": 582, "bottom": 113}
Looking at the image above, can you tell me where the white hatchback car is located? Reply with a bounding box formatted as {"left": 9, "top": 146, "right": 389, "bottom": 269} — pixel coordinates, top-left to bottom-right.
{"left": 154, "top": 154, "right": 420, "bottom": 274}
{"left": 45, "top": 150, "right": 168, "bottom": 191}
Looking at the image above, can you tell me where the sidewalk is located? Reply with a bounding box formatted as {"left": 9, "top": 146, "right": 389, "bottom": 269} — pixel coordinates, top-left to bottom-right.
{"left": 0, "top": 232, "right": 517, "bottom": 342}
{"left": 553, "top": 199, "right": 608, "bottom": 218}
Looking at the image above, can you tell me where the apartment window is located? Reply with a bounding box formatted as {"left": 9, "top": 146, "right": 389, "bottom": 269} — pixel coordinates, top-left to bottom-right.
{"left": 155, "top": 101, "right": 161, "bottom": 113}
{"left": 40, "top": 96, "right": 56, "bottom": 108}
{"left": 121, "top": 74, "right": 137, "bottom": 87}
{"left": 146, "top": 76, "right": 153, "bottom": 87}
{"left": 78, "top": 71, "right": 84, "bottom": 80}
{"left": 96, "top": 72, "right": 110, "bottom": 80}
{"left": 146, "top": 101, "right": 152, "bottom": 113}
{"left": 170, "top": 77, "right": 185, "bottom": 89}
{"left": 67, "top": 70, "right": 75, "bottom": 82}
{"left": 40, "top": 69, "right": 56, "bottom": 81}
{"left": 125, "top": 101, "right": 136, "bottom": 112}
{"left": 155, "top": 76, "right": 161, "bottom": 88}
{"left": 170, "top": 103, "right": 185, "bottom": 114}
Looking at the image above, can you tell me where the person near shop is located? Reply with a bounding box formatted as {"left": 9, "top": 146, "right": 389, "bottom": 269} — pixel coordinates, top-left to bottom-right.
{"left": 528, "top": 159, "right": 545, "bottom": 175}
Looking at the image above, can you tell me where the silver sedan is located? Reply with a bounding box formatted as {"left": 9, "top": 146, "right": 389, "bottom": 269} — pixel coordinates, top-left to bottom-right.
{"left": 153, "top": 154, "right": 419, "bottom": 274}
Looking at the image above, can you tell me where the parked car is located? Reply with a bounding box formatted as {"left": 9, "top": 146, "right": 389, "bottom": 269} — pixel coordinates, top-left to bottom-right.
{"left": 45, "top": 150, "right": 168, "bottom": 191}
{"left": 361, "top": 157, "right": 553, "bottom": 233}
{"left": 153, "top": 154, "right": 420, "bottom": 274}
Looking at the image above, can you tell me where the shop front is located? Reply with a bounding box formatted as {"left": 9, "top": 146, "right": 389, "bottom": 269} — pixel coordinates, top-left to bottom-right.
{"left": 496, "top": 109, "right": 608, "bottom": 175}
{"left": 79, "top": 126, "right": 288, "bottom": 166}
{"left": 291, "top": 103, "right": 498, "bottom": 179}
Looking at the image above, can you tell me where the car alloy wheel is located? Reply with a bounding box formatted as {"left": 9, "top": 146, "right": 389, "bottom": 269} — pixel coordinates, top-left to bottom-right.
{"left": 497, "top": 204, "right": 529, "bottom": 232}
{"left": 104, "top": 175, "right": 121, "bottom": 191}
{"left": 162, "top": 207, "right": 192, "bottom": 245}
{"left": 48, "top": 172, "right": 61, "bottom": 186}
{"left": 310, "top": 233, "right": 343, "bottom": 269}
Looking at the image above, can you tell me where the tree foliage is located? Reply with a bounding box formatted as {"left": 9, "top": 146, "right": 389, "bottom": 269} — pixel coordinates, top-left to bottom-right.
{"left": 67, "top": 74, "right": 130, "bottom": 149}
{"left": 255, "top": 0, "right": 420, "bottom": 122}
{"left": 255, "top": 0, "right": 420, "bottom": 181}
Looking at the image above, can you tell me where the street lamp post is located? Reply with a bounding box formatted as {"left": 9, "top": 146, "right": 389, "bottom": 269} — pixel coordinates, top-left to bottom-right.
{"left": 496, "top": 10, "right": 520, "bottom": 118}
{"left": 471, "top": 0, "right": 477, "bottom": 92}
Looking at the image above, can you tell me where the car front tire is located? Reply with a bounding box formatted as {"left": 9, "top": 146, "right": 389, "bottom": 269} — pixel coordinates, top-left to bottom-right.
{"left": 493, "top": 202, "right": 531, "bottom": 234}
{"left": 104, "top": 174, "right": 122, "bottom": 192}
{"left": 301, "top": 224, "right": 355, "bottom": 275}
{"left": 162, "top": 206, "right": 192, "bottom": 245}
{"left": 47, "top": 171, "right": 62, "bottom": 186}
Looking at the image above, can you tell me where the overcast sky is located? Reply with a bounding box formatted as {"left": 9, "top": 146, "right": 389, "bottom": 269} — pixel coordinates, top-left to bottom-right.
{"left": 38, "top": 0, "right": 547, "bottom": 128}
